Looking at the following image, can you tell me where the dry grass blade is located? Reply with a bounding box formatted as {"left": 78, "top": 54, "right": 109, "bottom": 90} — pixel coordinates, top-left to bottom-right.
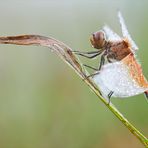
{"left": 0, "top": 35, "right": 147, "bottom": 147}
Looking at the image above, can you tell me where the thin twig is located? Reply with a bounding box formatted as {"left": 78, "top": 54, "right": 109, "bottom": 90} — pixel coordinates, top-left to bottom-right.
{"left": 0, "top": 35, "right": 147, "bottom": 147}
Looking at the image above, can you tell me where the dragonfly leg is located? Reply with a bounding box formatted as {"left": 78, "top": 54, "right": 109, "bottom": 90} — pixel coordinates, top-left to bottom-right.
{"left": 84, "top": 71, "right": 100, "bottom": 79}
{"left": 73, "top": 50, "right": 100, "bottom": 54}
{"left": 73, "top": 50, "right": 103, "bottom": 59}
{"left": 144, "top": 91, "right": 148, "bottom": 101}
{"left": 108, "top": 91, "right": 114, "bottom": 104}
{"left": 107, "top": 55, "right": 112, "bottom": 63}
{"left": 98, "top": 54, "right": 105, "bottom": 70}
{"left": 83, "top": 64, "right": 98, "bottom": 71}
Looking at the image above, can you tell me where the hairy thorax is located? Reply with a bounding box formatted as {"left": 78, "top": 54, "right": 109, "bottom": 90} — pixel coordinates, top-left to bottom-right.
{"left": 106, "top": 39, "right": 132, "bottom": 61}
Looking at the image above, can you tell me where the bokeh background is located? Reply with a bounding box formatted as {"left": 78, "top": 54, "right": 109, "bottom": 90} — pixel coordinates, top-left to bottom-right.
{"left": 0, "top": 0, "right": 147, "bottom": 148}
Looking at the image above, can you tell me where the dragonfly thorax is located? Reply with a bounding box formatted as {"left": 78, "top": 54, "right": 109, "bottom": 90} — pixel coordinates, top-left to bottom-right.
{"left": 106, "top": 39, "right": 132, "bottom": 61}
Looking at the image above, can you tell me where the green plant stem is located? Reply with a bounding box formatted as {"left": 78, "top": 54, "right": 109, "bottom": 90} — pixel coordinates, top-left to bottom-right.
{"left": 84, "top": 78, "right": 148, "bottom": 147}
{"left": 0, "top": 35, "right": 147, "bottom": 147}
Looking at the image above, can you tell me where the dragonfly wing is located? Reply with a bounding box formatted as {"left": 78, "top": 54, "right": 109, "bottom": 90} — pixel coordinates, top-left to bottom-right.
{"left": 118, "top": 11, "right": 138, "bottom": 51}
{"left": 93, "top": 61, "right": 148, "bottom": 98}
{"left": 103, "top": 25, "right": 122, "bottom": 42}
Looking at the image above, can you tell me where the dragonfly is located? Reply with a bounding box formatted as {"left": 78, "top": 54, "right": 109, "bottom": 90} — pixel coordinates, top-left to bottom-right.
{"left": 74, "top": 12, "right": 148, "bottom": 102}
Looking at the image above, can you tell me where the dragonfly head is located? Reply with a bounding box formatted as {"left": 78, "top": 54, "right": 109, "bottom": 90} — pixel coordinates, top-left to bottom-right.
{"left": 90, "top": 31, "right": 106, "bottom": 49}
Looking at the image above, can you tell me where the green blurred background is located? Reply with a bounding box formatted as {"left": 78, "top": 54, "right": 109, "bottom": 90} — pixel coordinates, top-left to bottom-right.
{"left": 0, "top": 0, "right": 147, "bottom": 148}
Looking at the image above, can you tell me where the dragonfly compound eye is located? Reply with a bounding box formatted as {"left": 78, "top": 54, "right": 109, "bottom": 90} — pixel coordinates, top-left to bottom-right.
{"left": 90, "top": 31, "right": 106, "bottom": 49}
